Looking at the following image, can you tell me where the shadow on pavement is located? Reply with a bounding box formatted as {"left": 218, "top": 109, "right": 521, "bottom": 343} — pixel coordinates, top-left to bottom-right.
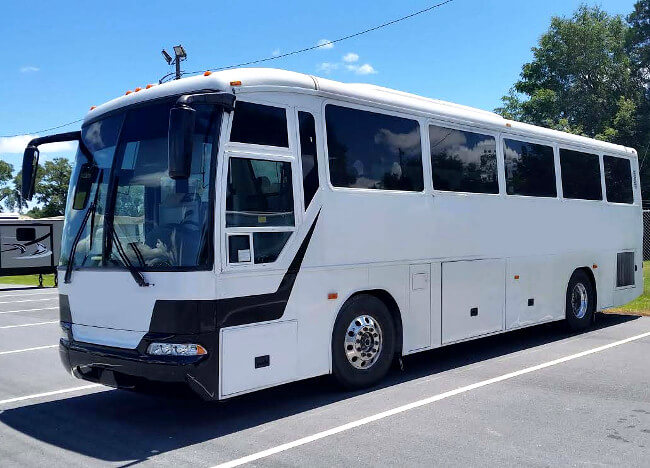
{"left": 0, "top": 313, "right": 639, "bottom": 465}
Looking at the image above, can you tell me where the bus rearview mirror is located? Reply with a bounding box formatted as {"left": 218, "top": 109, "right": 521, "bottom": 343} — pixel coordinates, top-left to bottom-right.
{"left": 168, "top": 105, "right": 196, "bottom": 179}
{"left": 21, "top": 146, "right": 39, "bottom": 201}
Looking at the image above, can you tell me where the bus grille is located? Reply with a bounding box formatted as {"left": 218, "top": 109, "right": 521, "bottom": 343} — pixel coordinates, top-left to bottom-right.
{"left": 616, "top": 252, "right": 635, "bottom": 287}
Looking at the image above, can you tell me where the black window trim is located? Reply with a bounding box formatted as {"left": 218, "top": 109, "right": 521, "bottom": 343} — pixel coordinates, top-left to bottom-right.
{"left": 603, "top": 154, "right": 636, "bottom": 205}
{"left": 296, "top": 108, "right": 321, "bottom": 212}
{"left": 221, "top": 153, "right": 299, "bottom": 272}
{"left": 323, "top": 100, "right": 427, "bottom": 195}
{"left": 226, "top": 98, "right": 293, "bottom": 152}
{"left": 427, "top": 118, "right": 502, "bottom": 197}
{"left": 558, "top": 145, "right": 605, "bottom": 203}
{"left": 500, "top": 133, "right": 560, "bottom": 200}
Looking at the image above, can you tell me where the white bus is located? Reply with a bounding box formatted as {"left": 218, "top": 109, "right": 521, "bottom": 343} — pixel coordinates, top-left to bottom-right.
{"left": 22, "top": 68, "right": 642, "bottom": 400}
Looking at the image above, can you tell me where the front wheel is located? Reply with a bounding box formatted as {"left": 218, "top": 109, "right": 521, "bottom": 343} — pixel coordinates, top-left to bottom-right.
{"left": 332, "top": 294, "right": 395, "bottom": 389}
{"left": 565, "top": 270, "right": 596, "bottom": 331}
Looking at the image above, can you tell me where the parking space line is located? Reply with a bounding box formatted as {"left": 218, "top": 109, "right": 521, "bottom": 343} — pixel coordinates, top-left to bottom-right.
{"left": 0, "top": 307, "right": 58, "bottom": 315}
{"left": 212, "top": 330, "right": 650, "bottom": 468}
{"left": 0, "top": 384, "right": 103, "bottom": 406}
{"left": 0, "top": 291, "right": 58, "bottom": 298}
{"left": 0, "top": 298, "right": 58, "bottom": 305}
{"left": 0, "top": 321, "right": 58, "bottom": 329}
{"left": 0, "top": 345, "right": 58, "bottom": 356}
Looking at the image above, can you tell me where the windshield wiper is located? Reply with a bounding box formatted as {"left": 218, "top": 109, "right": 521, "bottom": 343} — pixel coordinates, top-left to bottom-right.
{"left": 63, "top": 199, "right": 97, "bottom": 284}
{"left": 106, "top": 218, "right": 150, "bottom": 287}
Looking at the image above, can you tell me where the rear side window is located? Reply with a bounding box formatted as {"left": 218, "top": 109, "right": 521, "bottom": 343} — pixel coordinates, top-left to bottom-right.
{"left": 326, "top": 105, "right": 424, "bottom": 191}
{"left": 604, "top": 156, "right": 633, "bottom": 204}
{"left": 503, "top": 139, "right": 556, "bottom": 197}
{"left": 298, "top": 111, "right": 319, "bottom": 209}
{"left": 559, "top": 149, "right": 602, "bottom": 200}
{"left": 230, "top": 102, "right": 289, "bottom": 147}
{"left": 429, "top": 125, "right": 498, "bottom": 194}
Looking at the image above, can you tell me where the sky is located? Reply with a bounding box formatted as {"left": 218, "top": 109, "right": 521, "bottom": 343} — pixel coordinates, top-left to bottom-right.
{"left": 0, "top": 0, "right": 638, "bottom": 170}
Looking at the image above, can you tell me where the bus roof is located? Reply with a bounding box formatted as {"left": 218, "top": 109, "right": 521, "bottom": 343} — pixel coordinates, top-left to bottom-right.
{"left": 86, "top": 68, "right": 636, "bottom": 157}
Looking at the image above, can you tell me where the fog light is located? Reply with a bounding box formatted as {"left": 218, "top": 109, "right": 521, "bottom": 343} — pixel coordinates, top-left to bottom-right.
{"left": 146, "top": 343, "right": 207, "bottom": 356}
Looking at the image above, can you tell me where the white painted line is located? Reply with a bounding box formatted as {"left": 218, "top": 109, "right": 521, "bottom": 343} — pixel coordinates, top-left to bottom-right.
{"left": 0, "top": 321, "right": 58, "bottom": 329}
{"left": 0, "top": 384, "right": 103, "bottom": 406}
{"left": 0, "top": 291, "right": 58, "bottom": 298}
{"left": 0, "top": 297, "right": 58, "bottom": 305}
{"left": 212, "top": 330, "right": 650, "bottom": 468}
{"left": 0, "top": 307, "right": 58, "bottom": 315}
{"left": 0, "top": 345, "right": 58, "bottom": 356}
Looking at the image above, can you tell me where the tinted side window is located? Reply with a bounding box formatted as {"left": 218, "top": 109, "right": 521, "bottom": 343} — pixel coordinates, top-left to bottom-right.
{"left": 326, "top": 105, "right": 423, "bottom": 191}
{"left": 429, "top": 126, "right": 498, "bottom": 194}
{"left": 299, "top": 111, "right": 319, "bottom": 208}
{"left": 604, "top": 156, "right": 633, "bottom": 204}
{"left": 226, "top": 158, "right": 294, "bottom": 227}
{"left": 504, "top": 139, "right": 556, "bottom": 197}
{"left": 230, "top": 102, "right": 289, "bottom": 147}
{"left": 559, "top": 149, "right": 602, "bottom": 200}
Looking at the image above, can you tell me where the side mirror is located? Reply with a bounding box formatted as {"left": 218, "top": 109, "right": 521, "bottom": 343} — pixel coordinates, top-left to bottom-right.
{"left": 21, "top": 146, "right": 39, "bottom": 201}
{"left": 168, "top": 104, "right": 196, "bottom": 179}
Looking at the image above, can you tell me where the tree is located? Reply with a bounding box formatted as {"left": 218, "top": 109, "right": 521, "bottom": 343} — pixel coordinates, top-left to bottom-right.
{"left": 0, "top": 160, "right": 14, "bottom": 212}
{"left": 29, "top": 157, "right": 72, "bottom": 218}
{"left": 496, "top": 3, "right": 650, "bottom": 199}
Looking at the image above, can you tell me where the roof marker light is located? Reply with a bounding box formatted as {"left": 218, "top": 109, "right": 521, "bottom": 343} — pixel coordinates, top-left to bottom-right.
{"left": 230, "top": 80, "right": 242, "bottom": 86}
{"left": 204, "top": 71, "right": 212, "bottom": 76}
{"left": 90, "top": 106, "right": 97, "bottom": 110}
{"left": 135, "top": 87, "right": 142, "bottom": 92}
{"left": 145, "top": 84, "right": 154, "bottom": 89}
{"left": 125, "top": 90, "right": 132, "bottom": 95}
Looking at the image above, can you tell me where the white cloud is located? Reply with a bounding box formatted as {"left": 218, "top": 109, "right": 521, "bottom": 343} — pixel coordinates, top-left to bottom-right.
{"left": 374, "top": 128, "right": 422, "bottom": 156}
{"left": 342, "top": 53, "right": 359, "bottom": 63}
{"left": 272, "top": 49, "right": 281, "bottom": 57}
{"left": 20, "top": 66, "right": 40, "bottom": 73}
{"left": 0, "top": 135, "right": 76, "bottom": 154}
{"left": 316, "top": 39, "right": 334, "bottom": 49}
{"left": 346, "top": 63, "right": 377, "bottom": 75}
{"left": 316, "top": 62, "right": 339, "bottom": 74}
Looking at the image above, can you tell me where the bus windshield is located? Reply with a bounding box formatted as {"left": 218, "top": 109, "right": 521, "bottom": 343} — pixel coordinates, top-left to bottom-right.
{"left": 60, "top": 99, "right": 223, "bottom": 271}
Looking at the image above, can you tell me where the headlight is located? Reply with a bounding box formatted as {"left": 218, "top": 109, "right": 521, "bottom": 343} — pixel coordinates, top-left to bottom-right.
{"left": 146, "top": 343, "right": 207, "bottom": 356}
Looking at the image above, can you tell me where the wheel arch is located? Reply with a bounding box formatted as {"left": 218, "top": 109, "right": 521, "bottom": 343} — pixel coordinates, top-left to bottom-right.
{"left": 574, "top": 266, "right": 598, "bottom": 311}
{"left": 335, "top": 289, "right": 404, "bottom": 357}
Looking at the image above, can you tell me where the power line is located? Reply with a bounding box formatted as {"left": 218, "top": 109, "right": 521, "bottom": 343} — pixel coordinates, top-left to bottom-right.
{"left": 2, "top": 0, "right": 456, "bottom": 139}
{"left": 1, "top": 119, "right": 84, "bottom": 139}
{"left": 186, "top": 0, "right": 456, "bottom": 74}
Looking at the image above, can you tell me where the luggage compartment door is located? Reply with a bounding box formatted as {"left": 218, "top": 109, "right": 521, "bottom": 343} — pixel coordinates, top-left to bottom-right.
{"left": 442, "top": 259, "right": 505, "bottom": 344}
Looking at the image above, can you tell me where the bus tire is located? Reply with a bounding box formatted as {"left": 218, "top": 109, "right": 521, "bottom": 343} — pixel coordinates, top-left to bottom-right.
{"left": 565, "top": 270, "right": 596, "bottom": 331}
{"left": 332, "top": 294, "right": 395, "bottom": 389}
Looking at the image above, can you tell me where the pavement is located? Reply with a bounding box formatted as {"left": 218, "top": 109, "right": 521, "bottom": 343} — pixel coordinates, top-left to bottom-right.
{"left": 0, "top": 287, "right": 648, "bottom": 467}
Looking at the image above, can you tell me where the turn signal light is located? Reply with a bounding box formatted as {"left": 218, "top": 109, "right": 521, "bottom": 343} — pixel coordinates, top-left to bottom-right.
{"left": 147, "top": 343, "right": 207, "bottom": 356}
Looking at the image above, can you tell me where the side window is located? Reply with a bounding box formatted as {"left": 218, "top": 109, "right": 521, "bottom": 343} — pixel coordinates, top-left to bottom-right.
{"left": 503, "top": 139, "right": 556, "bottom": 197}
{"left": 604, "top": 156, "right": 633, "bottom": 204}
{"left": 559, "top": 149, "right": 602, "bottom": 200}
{"left": 226, "top": 158, "right": 295, "bottom": 227}
{"left": 326, "top": 105, "right": 423, "bottom": 191}
{"left": 429, "top": 125, "right": 498, "bottom": 194}
{"left": 299, "top": 111, "right": 319, "bottom": 209}
{"left": 230, "top": 102, "right": 289, "bottom": 147}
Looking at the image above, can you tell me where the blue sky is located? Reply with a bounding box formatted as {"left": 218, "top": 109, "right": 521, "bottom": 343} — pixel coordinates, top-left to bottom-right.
{"left": 0, "top": 0, "right": 637, "bottom": 169}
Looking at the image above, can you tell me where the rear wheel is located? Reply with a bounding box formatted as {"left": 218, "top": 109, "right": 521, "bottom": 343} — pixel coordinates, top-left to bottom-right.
{"left": 565, "top": 270, "right": 596, "bottom": 331}
{"left": 332, "top": 294, "right": 395, "bottom": 389}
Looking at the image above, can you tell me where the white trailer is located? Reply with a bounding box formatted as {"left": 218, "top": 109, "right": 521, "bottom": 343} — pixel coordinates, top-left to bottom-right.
{"left": 0, "top": 214, "right": 63, "bottom": 284}
{"left": 21, "top": 68, "right": 642, "bottom": 400}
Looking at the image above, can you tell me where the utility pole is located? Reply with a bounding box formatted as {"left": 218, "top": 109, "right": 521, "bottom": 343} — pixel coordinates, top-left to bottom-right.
{"left": 160, "top": 45, "right": 188, "bottom": 82}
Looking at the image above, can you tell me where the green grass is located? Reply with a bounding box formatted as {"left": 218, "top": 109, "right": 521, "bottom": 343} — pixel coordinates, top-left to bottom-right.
{"left": 0, "top": 274, "right": 56, "bottom": 287}
{"left": 605, "top": 261, "right": 650, "bottom": 317}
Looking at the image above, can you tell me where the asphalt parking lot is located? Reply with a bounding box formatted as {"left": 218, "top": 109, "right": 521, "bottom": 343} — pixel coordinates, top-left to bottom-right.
{"left": 0, "top": 286, "right": 648, "bottom": 467}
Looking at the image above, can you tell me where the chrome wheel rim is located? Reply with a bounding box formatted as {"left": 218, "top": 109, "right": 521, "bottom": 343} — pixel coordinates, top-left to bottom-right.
{"left": 571, "top": 283, "right": 588, "bottom": 319}
{"left": 344, "top": 315, "right": 383, "bottom": 370}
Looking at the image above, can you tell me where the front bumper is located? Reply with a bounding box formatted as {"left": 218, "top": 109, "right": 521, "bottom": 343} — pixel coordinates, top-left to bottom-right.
{"left": 59, "top": 329, "right": 220, "bottom": 400}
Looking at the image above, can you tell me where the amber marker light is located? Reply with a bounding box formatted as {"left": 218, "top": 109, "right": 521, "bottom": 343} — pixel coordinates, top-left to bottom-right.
{"left": 145, "top": 84, "right": 154, "bottom": 89}
{"left": 514, "top": 275, "right": 520, "bottom": 280}
{"left": 135, "top": 87, "right": 142, "bottom": 92}
{"left": 90, "top": 106, "right": 97, "bottom": 110}
{"left": 204, "top": 71, "right": 212, "bottom": 76}
{"left": 328, "top": 293, "right": 338, "bottom": 300}
{"left": 593, "top": 264, "right": 598, "bottom": 269}
{"left": 125, "top": 90, "right": 132, "bottom": 95}
{"left": 230, "top": 80, "right": 242, "bottom": 86}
